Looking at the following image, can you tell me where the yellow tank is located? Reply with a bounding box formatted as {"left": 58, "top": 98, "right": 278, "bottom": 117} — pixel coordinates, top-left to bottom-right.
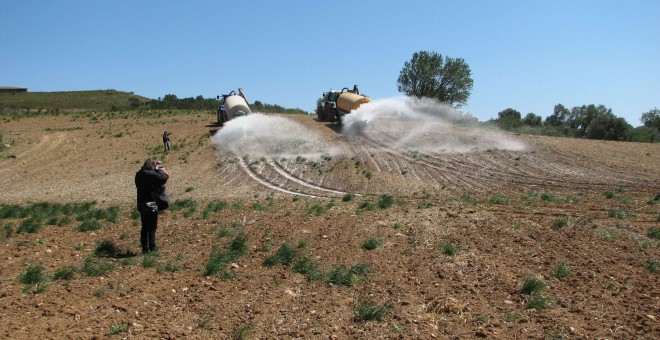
{"left": 336, "top": 92, "right": 371, "bottom": 113}
{"left": 224, "top": 95, "right": 251, "bottom": 119}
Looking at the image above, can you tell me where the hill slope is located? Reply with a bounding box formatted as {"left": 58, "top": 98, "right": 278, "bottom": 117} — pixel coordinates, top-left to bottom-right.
{"left": 0, "top": 111, "right": 658, "bottom": 338}
{"left": 0, "top": 89, "right": 150, "bottom": 111}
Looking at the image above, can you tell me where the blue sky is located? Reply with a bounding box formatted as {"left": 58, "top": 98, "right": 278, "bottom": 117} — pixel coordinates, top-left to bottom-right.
{"left": 2, "top": 0, "right": 658, "bottom": 125}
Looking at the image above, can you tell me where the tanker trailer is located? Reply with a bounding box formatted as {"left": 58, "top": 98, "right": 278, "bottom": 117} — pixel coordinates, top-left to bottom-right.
{"left": 217, "top": 88, "right": 251, "bottom": 125}
{"left": 316, "top": 85, "right": 371, "bottom": 122}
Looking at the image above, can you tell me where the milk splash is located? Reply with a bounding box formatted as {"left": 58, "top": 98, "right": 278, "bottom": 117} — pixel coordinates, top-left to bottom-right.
{"left": 342, "top": 97, "right": 526, "bottom": 153}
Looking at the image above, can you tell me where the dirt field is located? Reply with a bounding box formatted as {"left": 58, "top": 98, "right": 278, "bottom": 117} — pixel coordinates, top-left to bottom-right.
{"left": 0, "top": 111, "right": 658, "bottom": 339}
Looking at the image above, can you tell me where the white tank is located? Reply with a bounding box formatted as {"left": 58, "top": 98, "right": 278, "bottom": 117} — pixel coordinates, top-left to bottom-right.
{"left": 224, "top": 95, "right": 251, "bottom": 120}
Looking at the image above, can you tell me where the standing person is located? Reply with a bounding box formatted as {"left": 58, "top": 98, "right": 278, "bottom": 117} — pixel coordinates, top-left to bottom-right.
{"left": 162, "top": 131, "right": 171, "bottom": 152}
{"left": 135, "top": 159, "right": 169, "bottom": 253}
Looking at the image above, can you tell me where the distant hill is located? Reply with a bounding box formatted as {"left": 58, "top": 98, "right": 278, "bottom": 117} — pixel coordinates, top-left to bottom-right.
{"left": 0, "top": 90, "right": 150, "bottom": 111}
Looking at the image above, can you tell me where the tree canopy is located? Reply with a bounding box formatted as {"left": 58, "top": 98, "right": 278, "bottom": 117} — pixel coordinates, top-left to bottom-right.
{"left": 397, "top": 51, "right": 473, "bottom": 107}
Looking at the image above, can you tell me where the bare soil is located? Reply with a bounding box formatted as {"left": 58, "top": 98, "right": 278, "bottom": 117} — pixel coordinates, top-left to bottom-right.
{"left": 0, "top": 111, "right": 658, "bottom": 339}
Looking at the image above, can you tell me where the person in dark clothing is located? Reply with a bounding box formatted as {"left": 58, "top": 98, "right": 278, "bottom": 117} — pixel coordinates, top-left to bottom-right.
{"left": 162, "top": 131, "right": 171, "bottom": 152}
{"left": 135, "top": 159, "right": 169, "bottom": 253}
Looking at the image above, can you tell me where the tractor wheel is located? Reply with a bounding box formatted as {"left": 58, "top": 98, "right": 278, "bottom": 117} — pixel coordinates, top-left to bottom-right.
{"left": 316, "top": 105, "right": 325, "bottom": 121}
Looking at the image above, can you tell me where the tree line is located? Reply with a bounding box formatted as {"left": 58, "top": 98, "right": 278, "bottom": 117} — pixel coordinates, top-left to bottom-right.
{"left": 396, "top": 50, "right": 659, "bottom": 143}
{"left": 490, "top": 106, "right": 659, "bottom": 142}
{"left": 142, "top": 94, "right": 307, "bottom": 114}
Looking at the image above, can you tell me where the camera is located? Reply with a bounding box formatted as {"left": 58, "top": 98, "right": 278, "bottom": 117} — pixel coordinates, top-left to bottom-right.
{"left": 156, "top": 165, "right": 163, "bottom": 170}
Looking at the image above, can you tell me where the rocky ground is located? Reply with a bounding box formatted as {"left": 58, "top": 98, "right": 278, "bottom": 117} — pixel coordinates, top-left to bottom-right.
{"left": 0, "top": 110, "right": 658, "bottom": 338}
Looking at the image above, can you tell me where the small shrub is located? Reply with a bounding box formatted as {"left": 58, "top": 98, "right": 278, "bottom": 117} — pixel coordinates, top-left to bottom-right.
{"left": 228, "top": 233, "right": 248, "bottom": 257}
{"left": 646, "top": 193, "right": 660, "bottom": 205}
{"left": 460, "top": 193, "right": 478, "bottom": 206}
{"left": 358, "top": 202, "right": 377, "bottom": 211}
{"left": 292, "top": 256, "right": 323, "bottom": 281}
{"left": 109, "top": 324, "right": 129, "bottom": 335}
{"left": 16, "top": 218, "right": 42, "bottom": 234}
{"left": 327, "top": 264, "right": 369, "bottom": 287}
{"left": 646, "top": 258, "right": 659, "bottom": 273}
{"left": 142, "top": 253, "right": 158, "bottom": 268}
{"left": 342, "top": 193, "right": 355, "bottom": 202}
{"left": 77, "top": 218, "right": 101, "bottom": 232}
{"left": 608, "top": 209, "right": 629, "bottom": 219}
{"left": 81, "top": 256, "right": 114, "bottom": 277}
{"left": 489, "top": 194, "right": 511, "bottom": 204}
{"left": 526, "top": 294, "right": 552, "bottom": 310}
{"left": 354, "top": 300, "right": 392, "bottom": 322}
{"left": 521, "top": 276, "right": 546, "bottom": 295}
{"left": 263, "top": 243, "right": 298, "bottom": 267}
{"left": 306, "top": 201, "right": 335, "bottom": 216}
{"left": 362, "top": 238, "right": 382, "bottom": 251}
{"left": 18, "top": 265, "right": 46, "bottom": 285}
{"left": 648, "top": 228, "right": 660, "bottom": 240}
{"left": 554, "top": 262, "right": 571, "bottom": 278}
{"left": 552, "top": 219, "right": 568, "bottom": 229}
{"left": 364, "top": 171, "right": 372, "bottom": 180}
{"left": 440, "top": 241, "right": 458, "bottom": 257}
{"left": 417, "top": 201, "right": 434, "bottom": 209}
{"left": 94, "top": 239, "right": 121, "bottom": 258}
{"left": 377, "top": 194, "right": 395, "bottom": 209}
{"left": 157, "top": 262, "right": 182, "bottom": 273}
{"left": 53, "top": 266, "right": 76, "bottom": 281}
{"left": 170, "top": 198, "right": 196, "bottom": 212}
{"left": 234, "top": 322, "right": 254, "bottom": 340}
{"left": 3, "top": 222, "right": 14, "bottom": 238}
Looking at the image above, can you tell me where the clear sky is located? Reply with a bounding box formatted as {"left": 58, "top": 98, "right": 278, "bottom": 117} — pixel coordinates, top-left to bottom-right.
{"left": 2, "top": 0, "right": 658, "bottom": 125}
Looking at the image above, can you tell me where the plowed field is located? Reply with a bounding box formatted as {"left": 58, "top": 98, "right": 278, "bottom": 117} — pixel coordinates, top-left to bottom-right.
{"left": 0, "top": 111, "right": 658, "bottom": 338}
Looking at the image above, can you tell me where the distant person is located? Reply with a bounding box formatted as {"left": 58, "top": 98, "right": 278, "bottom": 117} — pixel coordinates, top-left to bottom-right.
{"left": 353, "top": 85, "right": 360, "bottom": 95}
{"left": 135, "top": 158, "right": 169, "bottom": 253}
{"left": 162, "top": 131, "right": 171, "bottom": 152}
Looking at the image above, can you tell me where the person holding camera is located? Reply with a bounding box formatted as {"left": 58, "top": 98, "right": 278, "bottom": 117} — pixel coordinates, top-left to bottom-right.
{"left": 135, "top": 158, "right": 169, "bottom": 253}
{"left": 162, "top": 131, "right": 171, "bottom": 152}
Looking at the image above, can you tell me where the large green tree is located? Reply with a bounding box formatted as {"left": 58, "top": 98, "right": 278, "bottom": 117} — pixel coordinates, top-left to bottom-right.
{"left": 397, "top": 51, "right": 473, "bottom": 107}
{"left": 641, "top": 108, "right": 660, "bottom": 142}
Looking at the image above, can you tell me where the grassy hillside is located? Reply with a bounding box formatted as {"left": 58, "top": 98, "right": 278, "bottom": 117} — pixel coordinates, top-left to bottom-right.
{"left": 0, "top": 90, "right": 150, "bottom": 111}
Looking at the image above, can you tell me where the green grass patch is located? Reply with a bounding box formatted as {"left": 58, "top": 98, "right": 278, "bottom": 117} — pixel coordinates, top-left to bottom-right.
{"left": 53, "top": 266, "right": 77, "bottom": 281}
{"left": 327, "top": 264, "right": 369, "bottom": 287}
{"left": 263, "top": 243, "right": 298, "bottom": 267}
{"left": 109, "top": 324, "right": 129, "bottom": 335}
{"left": 77, "top": 218, "right": 102, "bottom": 232}
{"left": 440, "top": 240, "right": 458, "bottom": 256}
{"left": 526, "top": 294, "right": 552, "bottom": 310}
{"left": 203, "top": 233, "right": 248, "bottom": 277}
{"left": 354, "top": 300, "right": 392, "bottom": 322}
{"left": 18, "top": 265, "right": 46, "bottom": 285}
{"left": 645, "top": 258, "right": 659, "bottom": 273}
{"left": 16, "top": 218, "right": 42, "bottom": 234}
{"left": 81, "top": 256, "right": 114, "bottom": 277}
{"left": 377, "top": 194, "right": 395, "bottom": 209}
{"left": 554, "top": 262, "right": 571, "bottom": 278}
{"left": 521, "top": 276, "right": 546, "bottom": 295}
{"left": 306, "top": 200, "right": 335, "bottom": 216}
{"left": 648, "top": 228, "right": 660, "bottom": 240}
{"left": 489, "top": 194, "right": 512, "bottom": 204}
{"left": 417, "top": 201, "right": 434, "bottom": 209}
{"left": 342, "top": 193, "right": 356, "bottom": 202}
{"left": 460, "top": 192, "right": 479, "bottom": 206}
{"left": 361, "top": 238, "right": 382, "bottom": 250}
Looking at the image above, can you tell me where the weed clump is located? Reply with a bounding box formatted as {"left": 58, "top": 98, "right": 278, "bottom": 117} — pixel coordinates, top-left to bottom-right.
{"left": 354, "top": 300, "right": 392, "bottom": 322}
{"left": 53, "top": 266, "right": 77, "bottom": 281}
{"left": 77, "top": 218, "right": 101, "bottom": 232}
{"left": 263, "top": 243, "right": 298, "bottom": 267}
{"left": 440, "top": 240, "right": 458, "bottom": 257}
{"left": 204, "top": 233, "right": 248, "bottom": 277}
{"left": 521, "top": 276, "right": 546, "bottom": 295}
{"left": 361, "top": 238, "right": 382, "bottom": 251}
